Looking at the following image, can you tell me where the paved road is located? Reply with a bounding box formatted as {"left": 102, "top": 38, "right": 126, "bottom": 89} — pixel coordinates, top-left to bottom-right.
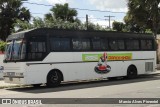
{"left": 0, "top": 74, "right": 160, "bottom": 107}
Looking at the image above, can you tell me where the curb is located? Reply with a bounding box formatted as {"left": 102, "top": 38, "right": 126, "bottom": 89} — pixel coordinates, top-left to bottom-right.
{"left": 0, "top": 85, "right": 22, "bottom": 89}
{"left": 0, "top": 84, "right": 31, "bottom": 89}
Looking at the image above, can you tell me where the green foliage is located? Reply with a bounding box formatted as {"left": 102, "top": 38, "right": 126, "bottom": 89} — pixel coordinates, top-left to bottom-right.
{"left": 126, "top": 0, "right": 160, "bottom": 37}
{"left": 112, "top": 21, "right": 124, "bottom": 32}
{"left": 13, "top": 19, "right": 33, "bottom": 32}
{"left": 0, "top": 0, "right": 31, "bottom": 41}
{"left": 123, "top": 13, "right": 141, "bottom": 33}
{"left": 33, "top": 17, "right": 45, "bottom": 28}
{"left": 45, "top": 3, "right": 78, "bottom": 23}
{"left": 26, "top": 16, "right": 106, "bottom": 31}
{"left": 12, "top": 3, "right": 108, "bottom": 33}
{"left": 0, "top": 41, "right": 6, "bottom": 52}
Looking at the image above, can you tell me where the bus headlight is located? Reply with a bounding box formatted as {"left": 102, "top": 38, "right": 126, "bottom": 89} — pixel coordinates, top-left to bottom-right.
{"left": 3, "top": 72, "right": 7, "bottom": 76}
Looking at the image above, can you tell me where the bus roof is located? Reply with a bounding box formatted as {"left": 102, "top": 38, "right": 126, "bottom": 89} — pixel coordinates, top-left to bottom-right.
{"left": 7, "top": 28, "right": 154, "bottom": 41}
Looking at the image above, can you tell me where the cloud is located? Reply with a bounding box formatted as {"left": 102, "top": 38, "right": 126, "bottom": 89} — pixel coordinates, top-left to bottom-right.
{"left": 88, "top": 0, "right": 128, "bottom": 12}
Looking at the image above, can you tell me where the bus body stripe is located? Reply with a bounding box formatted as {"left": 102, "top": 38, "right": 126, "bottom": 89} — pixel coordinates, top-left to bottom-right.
{"left": 26, "top": 58, "right": 155, "bottom": 65}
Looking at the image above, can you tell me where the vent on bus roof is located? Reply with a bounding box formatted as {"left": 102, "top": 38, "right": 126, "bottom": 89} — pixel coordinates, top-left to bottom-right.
{"left": 145, "top": 62, "right": 153, "bottom": 72}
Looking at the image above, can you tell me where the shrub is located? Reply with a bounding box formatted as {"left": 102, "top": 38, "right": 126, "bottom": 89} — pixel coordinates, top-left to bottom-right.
{"left": 0, "top": 41, "right": 6, "bottom": 52}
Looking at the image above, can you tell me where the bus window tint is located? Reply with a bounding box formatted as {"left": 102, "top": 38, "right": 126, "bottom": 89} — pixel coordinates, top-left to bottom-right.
{"left": 5, "top": 42, "right": 12, "bottom": 60}
{"left": 118, "top": 40, "right": 125, "bottom": 50}
{"left": 92, "top": 39, "right": 108, "bottom": 50}
{"left": 72, "top": 38, "right": 90, "bottom": 51}
{"left": 126, "top": 40, "right": 139, "bottom": 50}
{"left": 30, "top": 42, "right": 46, "bottom": 52}
{"left": 50, "top": 38, "right": 70, "bottom": 51}
{"left": 92, "top": 39, "right": 101, "bottom": 50}
{"left": 28, "top": 41, "right": 46, "bottom": 60}
{"left": 12, "top": 41, "right": 21, "bottom": 59}
{"left": 141, "top": 40, "right": 152, "bottom": 50}
{"left": 21, "top": 42, "right": 26, "bottom": 59}
{"left": 109, "top": 40, "right": 118, "bottom": 50}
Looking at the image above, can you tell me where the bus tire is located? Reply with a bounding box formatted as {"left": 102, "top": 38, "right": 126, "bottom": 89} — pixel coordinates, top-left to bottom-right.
{"left": 127, "top": 65, "right": 137, "bottom": 79}
{"left": 46, "top": 70, "right": 62, "bottom": 87}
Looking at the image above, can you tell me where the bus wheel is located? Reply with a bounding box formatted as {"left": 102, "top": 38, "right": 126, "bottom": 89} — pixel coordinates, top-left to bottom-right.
{"left": 127, "top": 65, "right": 137, "bottom": 79}
{"left": 46, "top": 70, "right": 62, "bottom": 87}
{"left": 32, "top": 84, "right": 41, "bottom": 87}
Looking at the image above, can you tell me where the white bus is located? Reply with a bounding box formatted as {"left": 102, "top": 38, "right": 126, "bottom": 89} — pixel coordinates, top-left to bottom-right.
{"left": 3, "top": 28, "right": 156, "bottom": 87}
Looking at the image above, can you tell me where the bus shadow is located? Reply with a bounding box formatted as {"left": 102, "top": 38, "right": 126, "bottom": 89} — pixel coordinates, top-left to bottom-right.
{"left": 6, "top": 73, "right": 160, "bottom": 94}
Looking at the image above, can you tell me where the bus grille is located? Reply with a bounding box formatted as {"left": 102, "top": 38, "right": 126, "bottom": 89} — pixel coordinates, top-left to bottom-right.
{"left": 145, "top": 62, "right": 153, "bottom": 72}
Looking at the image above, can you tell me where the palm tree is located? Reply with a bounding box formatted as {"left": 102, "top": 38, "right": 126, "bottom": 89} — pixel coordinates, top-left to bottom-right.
{"left": 45, "top": 3, "right": 78, "bottom": 23}
{"left": 0, "top": 0, "right": 31, "bottom": 41}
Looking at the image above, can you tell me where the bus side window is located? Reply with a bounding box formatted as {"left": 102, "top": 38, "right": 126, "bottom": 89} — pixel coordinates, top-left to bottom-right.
{"left": 50, "top": 38, "right": 71, "bottom": 51}
{"left": 28, "top": 37, "right": 46, "bottom": 60}
{"left": 92, "top": 38, "right": 108, "bottom": 51}
{"left": 92, "top": 39, "right": 101, "bottom": 50}
{"left": 141, "top": 40, "right": 153, "bottom": 50}
{"left": 72, "top": 38, "right": 91, "bottom": 51}
{"left": 30, "top": 42, "right": 46, "bottom": 53}
{"left": 101, "top": 39, "right": 108, "bottom": 50}
{"left": 126, "top": 40, "right": 140, "bottom": 50}
{"left": 117, "top": 40, "right": 125, "bottom": 50}
{"left": 109, "top": 40, "right": 118, "bottom": 50}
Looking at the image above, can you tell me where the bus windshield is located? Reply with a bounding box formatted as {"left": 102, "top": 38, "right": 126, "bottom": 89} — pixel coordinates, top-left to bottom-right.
{"left": 5, "top": 39, "right": 26, "bottom": 61}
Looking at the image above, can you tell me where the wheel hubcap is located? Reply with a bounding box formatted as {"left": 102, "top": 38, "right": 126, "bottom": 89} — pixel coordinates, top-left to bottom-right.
{"left": 51, "top": 72, "right": 58, "bottom": 83}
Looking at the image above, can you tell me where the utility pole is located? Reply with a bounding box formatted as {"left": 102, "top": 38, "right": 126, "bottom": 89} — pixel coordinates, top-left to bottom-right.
{"left": 104, "top": 15, "right": 115, "bottom": 29}
{"left": 86, "top": 14, "right": 88, "bottom": 30}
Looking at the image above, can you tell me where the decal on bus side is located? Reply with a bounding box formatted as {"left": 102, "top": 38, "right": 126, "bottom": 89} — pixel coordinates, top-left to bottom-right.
{"left": 82, "top": 53, "right": 132, "bottom": 61}
{"left": 94, "top": 52, "right": 111, "bottom": 74}
{"left": 82, "top": 53, "right": 132, "bottom": 74}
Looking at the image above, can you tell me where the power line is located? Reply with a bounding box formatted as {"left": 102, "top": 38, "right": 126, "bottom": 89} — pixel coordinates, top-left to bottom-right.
{"left": 23, "top": 1, "right": 126, "bottom": 14}
{"left": 23, "top": 2, "right": 53, "bottom": 7}
{"left": 30, "top": 13, "right": 108, "bottom": 21}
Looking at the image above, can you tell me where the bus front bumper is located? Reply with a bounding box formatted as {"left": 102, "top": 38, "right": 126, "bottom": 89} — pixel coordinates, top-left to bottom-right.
{"left": 3, "top": 76, "right": 25, "bottom": 84}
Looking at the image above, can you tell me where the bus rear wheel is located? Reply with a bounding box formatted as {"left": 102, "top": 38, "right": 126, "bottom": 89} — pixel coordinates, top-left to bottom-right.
{"left": 127, "top": 65, "right": 137, "bottom": 79}
{"left": 46, "top": 70, "right": 62, "bottom": 87}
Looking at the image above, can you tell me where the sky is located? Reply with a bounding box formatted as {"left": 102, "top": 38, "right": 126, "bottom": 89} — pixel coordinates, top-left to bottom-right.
{"left": 22, "top": 0, "right": 128, "bottom": 28}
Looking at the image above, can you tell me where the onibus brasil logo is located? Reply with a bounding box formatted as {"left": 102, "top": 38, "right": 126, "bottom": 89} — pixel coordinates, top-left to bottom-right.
{"left": 94, "top": 52, "right": 111, "bottom": 74}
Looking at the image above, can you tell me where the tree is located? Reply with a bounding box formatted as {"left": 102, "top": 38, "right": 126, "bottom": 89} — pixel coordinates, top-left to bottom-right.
{"left": 0, "top": 41, "right": 6, "bottom": 52}
{"left": 32, "top": 17, "right": 45, "bottom": 28}
{"left": 13, "top": 19, "right": 33, "bottom": 32}
{"left": 127, "top": 0, "right": 160, "bottom": 38}
{"left": 45, "top": 3, "right": 78, "bottom": 23}
{"left": 112, "top": 21, "right": 124, "bottom": 32}
{"left": 0, "top": 0, "right": 31, "bottom": 41}
{"left": 123, "top": 13, "right": 145, "bottom": 33}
